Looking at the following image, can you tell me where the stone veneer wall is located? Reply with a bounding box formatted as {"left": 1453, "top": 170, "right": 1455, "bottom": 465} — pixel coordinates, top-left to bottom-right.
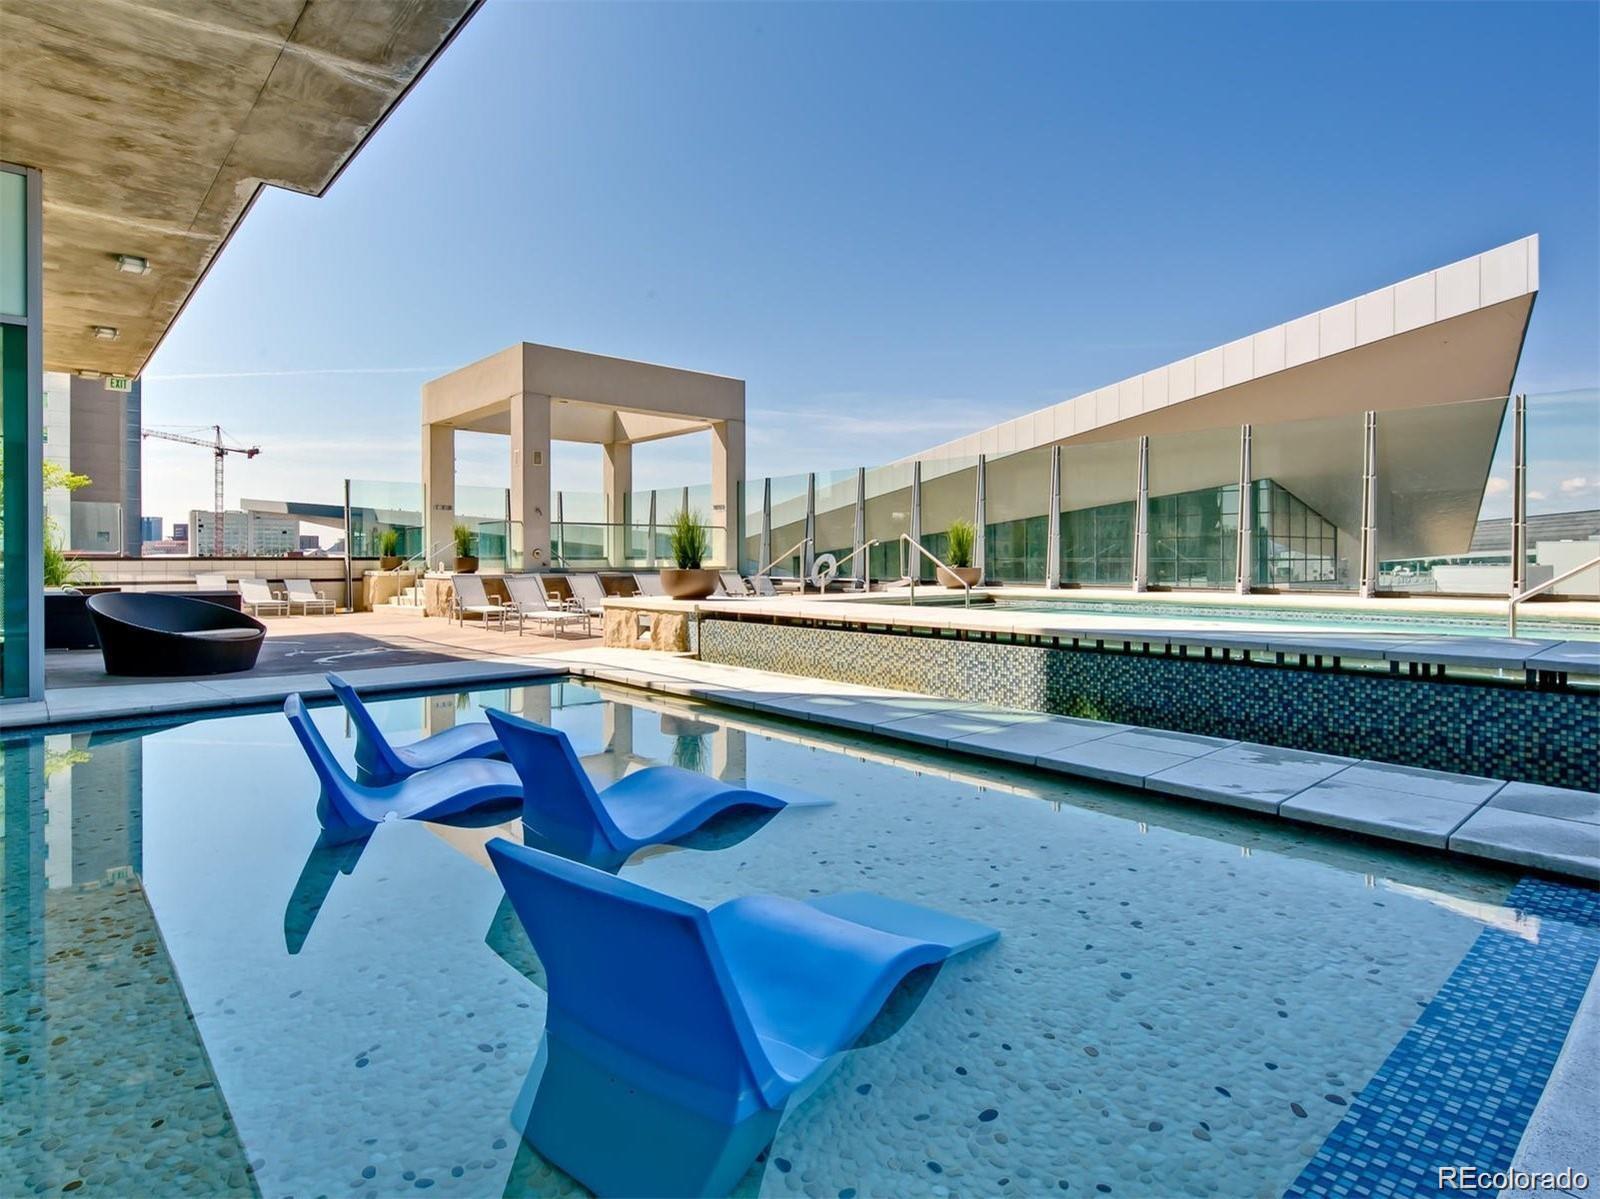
{"left": 698, "top": 619, "right": 1599, "bottom": 791}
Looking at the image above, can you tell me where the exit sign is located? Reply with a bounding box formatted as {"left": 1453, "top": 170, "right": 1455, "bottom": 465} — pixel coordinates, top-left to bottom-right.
{"left": 106, "top": 375, "right": 132, "bottom": 392}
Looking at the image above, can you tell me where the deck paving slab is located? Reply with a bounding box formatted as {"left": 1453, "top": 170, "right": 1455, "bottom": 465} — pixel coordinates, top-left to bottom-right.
{"left": 1145, "top": 742, "right": 1358, "bottom": 815}
{"left": 949, "top": 714, "right": 1129, "bottom": 763}
{"left": 1280, "top": 776, "right": 1492, "bottom": 848}
{"left": 1449, "top": 806, "right": 1600, "bottom": 882}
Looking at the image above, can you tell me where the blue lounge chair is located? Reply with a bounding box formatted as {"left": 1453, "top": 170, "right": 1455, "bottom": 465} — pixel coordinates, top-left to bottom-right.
{"left": 488, "top": 708, "right": 827, "bottom": 871}
{"left": 284, "top": 695, "right": 522, "bottom": 841}
{"left": 326, "top": 672, "right": 505, "bottom": 784}
{"left": 487, "top": 838, "right": 999, "bottom": 1197}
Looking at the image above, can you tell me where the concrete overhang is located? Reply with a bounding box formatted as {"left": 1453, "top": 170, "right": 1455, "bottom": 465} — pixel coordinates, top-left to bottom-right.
{"left": 909, "top": 236, "right": 1539, "bottom": 459}
{"left": 0, "top": 0, "right": 482, "bottom": 377}
{"left": 422, "top": 342, "right": 745, "bottom": 443}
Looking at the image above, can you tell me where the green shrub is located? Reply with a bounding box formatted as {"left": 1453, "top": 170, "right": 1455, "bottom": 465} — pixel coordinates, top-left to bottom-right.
{"left": 946, "top": 518, "right": 976, "bottom": 568}
{"left": 453, "top": 522, "right": 475, "bottom": 558}
{"left": 668, "top": 508, "right": 709, "bottom": 569}
{"left": 378, "top": 528, "right": 401, "bottom": 558}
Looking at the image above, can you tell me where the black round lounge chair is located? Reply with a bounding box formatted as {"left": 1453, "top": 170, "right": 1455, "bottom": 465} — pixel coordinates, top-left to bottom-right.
{"left": 87, "top": 592, "right": 267, "bottom": 677}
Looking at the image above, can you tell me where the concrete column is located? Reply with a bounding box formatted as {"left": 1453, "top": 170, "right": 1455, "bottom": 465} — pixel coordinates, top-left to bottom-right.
{"left": 510, "top": 393, "right": 552, "bottom": 570}
{"left": 603, "top": 702, "right": 634, "bottom": 760}
{"left": 603, "top": 440, "right": 632, "bottom": 568}
{"left": 711, "top": 419, "right": 745, "bottom": 568}
{"left": 712, "top": 727, "right": 747, "bottom": 785}
{"left": 422, "top": 422, "right": 455, "bottom": 569}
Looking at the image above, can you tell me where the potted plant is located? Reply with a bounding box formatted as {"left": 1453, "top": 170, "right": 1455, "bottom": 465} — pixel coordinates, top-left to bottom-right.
{"left": 937, "top": 518, "right": 983, "bottom": 588}
{"left": 453, "top": 522, "right": 479, "bottom": 573}
{"left": 378, "top": 528, "right": 403, "bottom": 571}
{"left": 660, "top": 508, "right": 718, "bottom": 599}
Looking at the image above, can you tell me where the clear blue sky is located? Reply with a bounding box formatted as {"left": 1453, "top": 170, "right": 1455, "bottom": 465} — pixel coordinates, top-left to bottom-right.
{"left": 140, "top": 0, "right": 1599, "bottom": 526}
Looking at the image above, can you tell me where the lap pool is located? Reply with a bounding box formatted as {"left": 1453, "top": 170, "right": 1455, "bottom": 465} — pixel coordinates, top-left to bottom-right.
{"left": 3, "top": 678, "right": 1595, "bottom": 1198}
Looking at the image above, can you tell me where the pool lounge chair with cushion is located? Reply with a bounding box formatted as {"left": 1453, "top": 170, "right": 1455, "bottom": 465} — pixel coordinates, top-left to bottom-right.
{"left": 239, "top": 578, "right": 289, "bottom": 617}
{"left": 488, "top": 709, "right": 826, "bottom": 871}
{"left": 87, "top": 592, "right": 267, "bottom": 676}
{"left": 504, "top": 575, "right": 590, "bottom": 637}
{"left": 562, "top": 573, "right": 608, "bottom": 617}
{"left": 284, "top": 695, "right": 522, "bottom": 842}
{"left": 285, "top": 578, "right": 336, "bottom": 615}
{"left": 488, "top": 838, "right": 1000, "bottom": 1198}
{"left": 326, "top": 673, "right": 505, "bottom": 784}
{"left": 451, "top": 573, "right": 510, "bottom": 630}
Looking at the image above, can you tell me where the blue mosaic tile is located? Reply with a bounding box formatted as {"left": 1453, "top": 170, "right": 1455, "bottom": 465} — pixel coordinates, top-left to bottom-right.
{"left": 698, "top": 620, "right": 1599, "bottom": 789}
{"left": 1285, "top": 877, "right": 1600, "bottom": 1199}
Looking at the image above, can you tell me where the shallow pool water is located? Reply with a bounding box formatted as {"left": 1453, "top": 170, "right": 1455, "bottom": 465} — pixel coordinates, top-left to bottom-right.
{"left": 0, "top": 679, "right": 1578, "bottom": 1197}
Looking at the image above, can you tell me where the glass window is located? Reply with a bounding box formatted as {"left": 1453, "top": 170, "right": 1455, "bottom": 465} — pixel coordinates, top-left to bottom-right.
{"left": 1251, "top": 412, "right": 1363, "bottom": 590}
{"left": 1060, "top": 438, "right": 1138, "bottom": 585}
{"left": 1147, "top": 427, "right": 1240, "bottom": 589}
{"left": 985, "top": 446, "right": 1052, "bottom": 581}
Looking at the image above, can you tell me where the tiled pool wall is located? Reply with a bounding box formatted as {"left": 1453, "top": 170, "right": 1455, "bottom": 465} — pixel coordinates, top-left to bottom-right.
{"left": 698, "top": 619, "right": 1599, "bottom": 791}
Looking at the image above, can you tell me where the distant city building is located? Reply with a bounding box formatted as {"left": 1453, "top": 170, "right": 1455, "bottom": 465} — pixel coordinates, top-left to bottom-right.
{"left": 172, "top": 521, "right": 189, "bottom": 542}
{"left": 140, "top": 515, "right": 163, "bottom": 542}
{"left": 299, "top": 533, "right": 321, "bottom": 551}
{"left": 140, "top": 538, "right": 188, "bottom": 556}
{"left": 188, "top": 509, "right": 298, "bottom": 557}
{"left": 43, "top": 371, "right": 143, "bottom": 556}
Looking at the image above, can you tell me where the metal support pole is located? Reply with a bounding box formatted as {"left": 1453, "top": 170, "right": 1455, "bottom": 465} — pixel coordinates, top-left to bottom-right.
{"left": 803, "top": 472, "right": 816, "bottom": 583}
{"left": 852, "top": 466, "right": 866, "bottom": 581}
{"left": 909, "top": 460, "right": 923, "bottom": 582}
{"left": 758, "top": 478, "right": 771, "bottom": 576}
{"left": 1046, "top": 444, "right": 1062, "bottom": 588}
{"left": 1359, "top": 411, "right": 1378, "bottom": 597}
{"left": 647, "top": 489, "right": 657, "bottom": 567}
{"left": 1132, "top": 436, "right": 1149, "bottom": 592}
{"left": 974, "top": 454, "right": 987, "bottom": 584}
{"left": 504, "top": 486, "right": 514, "bottom": 570}
{"left": 1511, "top": 394, "right": 1527, "bottom": 598}
{"left": 1235, "top": 424, "right": 1252, "bottom": 594}
{"left": 555, "top": 490, "right": 565, "bottom": 567}
{"left": 343, "top": 477, "right": 353, "bottom": 612}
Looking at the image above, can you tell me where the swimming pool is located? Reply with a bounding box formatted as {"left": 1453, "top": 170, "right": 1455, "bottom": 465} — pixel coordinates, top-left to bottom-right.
{"left": 3, "top": 679, "right": 1595, "bottom": 1197}
{"left": 983, "top": 596, "right": 1600, "bottom": 640}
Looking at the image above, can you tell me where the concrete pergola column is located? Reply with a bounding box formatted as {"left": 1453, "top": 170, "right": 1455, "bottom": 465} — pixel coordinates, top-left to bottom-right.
{"left": 423, "top": 423, "right": 455, "bottom": 567}
{"left": 510, "top": 392, "right": 552, "bottom": 570}
{"left": 712, "top": 419, "right": 745, "bottom": 569}
{"left": 603, "top": 439, "right": 632, "bottom": 567}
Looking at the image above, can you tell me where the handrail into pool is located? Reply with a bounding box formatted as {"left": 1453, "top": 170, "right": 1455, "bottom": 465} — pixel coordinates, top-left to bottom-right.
{"left": 818, "top": 539, "right": 880, "bottom": 595}
{"left": 756, "top": 536, "right": 812, "bottom": 581}
{"left": 1508, "top": 554, "right": 1600, "bottom": 636}
{"left": 901, "top": 532, "right": 972, "bottom": 608}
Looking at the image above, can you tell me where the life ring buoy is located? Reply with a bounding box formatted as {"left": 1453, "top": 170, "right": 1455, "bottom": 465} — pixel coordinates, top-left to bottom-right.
{"left": 810, "top": 552, "right": 839, "bottom": 589}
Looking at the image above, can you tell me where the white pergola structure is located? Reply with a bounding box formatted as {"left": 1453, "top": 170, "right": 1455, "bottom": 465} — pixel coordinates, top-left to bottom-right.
{"left": 422, "top": 343, "right": 745, "bottom": 568}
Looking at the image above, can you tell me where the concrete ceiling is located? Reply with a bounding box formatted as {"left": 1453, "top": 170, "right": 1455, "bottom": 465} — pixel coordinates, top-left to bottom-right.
{"left": 0, "top": 0, "right": 481, "bottom": 376}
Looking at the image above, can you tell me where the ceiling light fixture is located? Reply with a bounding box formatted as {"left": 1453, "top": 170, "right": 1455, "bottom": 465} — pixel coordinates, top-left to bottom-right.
{"left": 114, "top": 254, "right": 150, "bottom": 275}
{"left": 92, "top": 325, "right": 119, "bottom": 340}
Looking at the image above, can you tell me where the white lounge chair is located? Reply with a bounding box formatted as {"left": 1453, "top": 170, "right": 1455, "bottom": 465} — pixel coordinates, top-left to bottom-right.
{"left": 504, "top": 575, "right": 589, "bottom": 638}
{"left": 239, "top": 578, "right": 288, "bottom": 617}
{"left": 563, "top": 573, "right": 609, "bottom": 618}
{"left": 632, "top": 573, "right": 665, "bottom": 597}
{"left": 194, "top": 572, "right": 229, "bottom": 590}
{"left": 284, "top": 578, "right": 335, "bottom": 615}
{"left": 451, "top": 573, "right": 510, "bottom": 631}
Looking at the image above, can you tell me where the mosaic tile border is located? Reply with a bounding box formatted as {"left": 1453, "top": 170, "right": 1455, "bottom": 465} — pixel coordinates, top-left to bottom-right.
{"left": 1286, "top": 877, "right": 1600, "bottom": 1198}
{"left": 698, "top": 619, "right": 1599, "bottom": 790}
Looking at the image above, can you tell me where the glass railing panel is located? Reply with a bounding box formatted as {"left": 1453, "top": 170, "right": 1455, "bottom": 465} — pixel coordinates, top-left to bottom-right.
{"left": 348, "top": 479, "right": 423, "bottom": 560}
{"left": 813, "top": 469, "right": 859, "bottom": 568}
{"left": 864, "top": 461, "right": 914, "bottom": 581}
{"left": 1376, "top": 395, "right": 1511, "bottom": 595}
{"left": 1060, "top": 438, "right": 1137, "bottom": 586}
{"left": 1523, "top": 388, "right": 1599, "bottom": 599}
{"left": 984, "top": 446, "right": 1051, "bottom": 582}
{"left": 766, "top": 472, "right": 809, "bottom": 577}
{"left": 741, "top": 478, "right": 765, "bottom": 574}
{"left": 918, "top": 456, "right": 978, "bottom": 579}
{"left": 1145, "top": 427, "right": 1241, "bottom": 590}
{"left": 1250, "top": 412, "right": 1363, "bottom": 591}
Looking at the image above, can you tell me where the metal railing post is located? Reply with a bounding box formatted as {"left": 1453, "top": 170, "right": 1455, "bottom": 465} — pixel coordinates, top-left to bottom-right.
{"left": 759, "top": 478, "right": 771, "bottom": 578}
{"left": 900, "top": 532, "right": 972, "bottom": 607}
{"left": 1235, "top": 424, "right": 1252, "bottom": 595}
{"left": 853, "top": 466, "right": 866, "bottom": 584}
{"left": 803, "top": 472, "right": 816, "bottom": 584}
{"left": 343, "top": 477, "right": 353, "bottom": 612}
{"left": 1359, "top": 411, "right": 1378, "bottom": 597}
{"left": 1046, "top": 444, "right": 1061, "bottom": 588}
{"left": 1132, "top": 436, "right": 1149, "bottom": 592}
{"left": 555, "top": 490, "right": 565, "bottom": 568}
{"left": 648, "top": 489, "right": 658, "bottom": 567}
{"left": 974, "top": 454, "right": 987, "bottom": 585}
{"left": 909, "top": 460, "right": 923, "bottom": 582}
{"left": 1511, "top": 394, "right": 1527, "bottom": 598}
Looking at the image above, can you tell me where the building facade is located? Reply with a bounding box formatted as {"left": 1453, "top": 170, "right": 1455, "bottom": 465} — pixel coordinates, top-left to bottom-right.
{"left": 42, "top": 370, "right": 142, "bottom": 556}
{"left": 187, "top": 510, "right": 298, "bottom": 557}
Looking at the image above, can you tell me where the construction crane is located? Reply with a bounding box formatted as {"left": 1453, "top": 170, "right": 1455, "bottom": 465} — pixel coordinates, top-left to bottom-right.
{"left": 141, "top": 425, "right": 261, "bottom": 556}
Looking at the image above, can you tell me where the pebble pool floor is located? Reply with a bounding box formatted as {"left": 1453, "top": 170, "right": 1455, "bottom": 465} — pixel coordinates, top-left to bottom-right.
{"left": 0, "top": 679, "right": 1592, "bottom": 1198}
